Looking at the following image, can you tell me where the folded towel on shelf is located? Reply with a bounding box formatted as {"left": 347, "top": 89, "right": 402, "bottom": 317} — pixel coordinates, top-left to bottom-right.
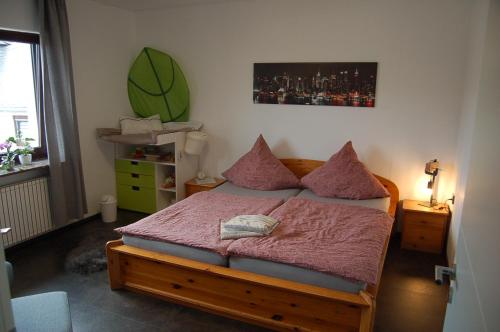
{"left": 220, "top": 215, "right": 280, "bottom": 240}
{"left": 162, "top": 120, "right": 203, "bottom": 132}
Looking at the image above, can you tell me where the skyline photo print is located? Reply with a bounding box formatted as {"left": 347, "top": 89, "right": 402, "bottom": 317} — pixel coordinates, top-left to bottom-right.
{"left": 253, "top": 62, "right": 378, "bottom": 108}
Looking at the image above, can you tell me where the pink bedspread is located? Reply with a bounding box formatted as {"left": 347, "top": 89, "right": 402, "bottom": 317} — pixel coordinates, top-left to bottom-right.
{"left": 115, "top": 191, "right": 283, "bottom": 255}
{"left": 227, "top": 197, "right": 393, "bottom": 285}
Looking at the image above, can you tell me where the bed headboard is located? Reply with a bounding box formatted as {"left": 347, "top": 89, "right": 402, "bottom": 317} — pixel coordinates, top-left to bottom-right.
{"left": 280, "top": 158, "right": 399, "bottom": 218}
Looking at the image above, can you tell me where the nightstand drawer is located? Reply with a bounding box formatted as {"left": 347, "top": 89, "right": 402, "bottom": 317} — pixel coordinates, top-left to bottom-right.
{"left": 404, "top": 212, "right": 447, "bottom": 231}
{"left": 402, "top": 226, "right": 443, "bottom": 253}
{"left": 400, "top": 200, "right": 450, "bottom": 254}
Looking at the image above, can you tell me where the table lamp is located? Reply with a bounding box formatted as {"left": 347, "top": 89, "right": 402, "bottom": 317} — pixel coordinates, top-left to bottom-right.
{"left": 420, "top": 159, "right": 439, "bottom": 207}
{"left": 184, "top": 131, "right": 208, "bottom": 179}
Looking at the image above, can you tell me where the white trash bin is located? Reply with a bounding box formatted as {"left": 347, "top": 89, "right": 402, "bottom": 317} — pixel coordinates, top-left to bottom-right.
{"left": 100, "top": 195, "right": 117, "bottom": 223}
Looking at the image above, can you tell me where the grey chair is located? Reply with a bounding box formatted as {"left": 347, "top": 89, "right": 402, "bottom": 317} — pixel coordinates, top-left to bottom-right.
{"left": 4, "top": 261, "right": 73, "bottom": 332}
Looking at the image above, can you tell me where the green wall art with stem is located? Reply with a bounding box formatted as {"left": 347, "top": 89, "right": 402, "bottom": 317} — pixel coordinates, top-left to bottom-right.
{"left": 128, "top": 47, "right": 190, "bottom": 122}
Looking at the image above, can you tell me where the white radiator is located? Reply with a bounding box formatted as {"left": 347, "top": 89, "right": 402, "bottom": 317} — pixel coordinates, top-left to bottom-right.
{"left": 0, "top": 177, "right": 52, "bottom": 248}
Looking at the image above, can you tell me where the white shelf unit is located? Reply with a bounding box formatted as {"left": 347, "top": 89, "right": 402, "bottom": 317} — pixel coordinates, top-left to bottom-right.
{"left": 114, "top": 131, "right": 198, "bottom": 213}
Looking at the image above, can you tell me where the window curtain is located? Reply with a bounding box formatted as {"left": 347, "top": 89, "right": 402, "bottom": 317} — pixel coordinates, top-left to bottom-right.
{"left": 40, "top": 0, "right": 87, "bottom": 226}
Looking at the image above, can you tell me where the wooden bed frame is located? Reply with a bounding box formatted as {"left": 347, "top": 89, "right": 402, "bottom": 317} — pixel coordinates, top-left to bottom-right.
{"left": 106, "top": 159, "right": 399, "bottom": 332}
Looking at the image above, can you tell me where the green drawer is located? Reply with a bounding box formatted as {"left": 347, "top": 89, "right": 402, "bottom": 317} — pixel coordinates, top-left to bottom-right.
{"left": 116, "top": 171, "right": 155, "bottom": 188}
{"left": 115, "top": 159, "right": 154, "bottom": 175}
{"left": 117, "top": 184, "right": 156, "bottom": 214}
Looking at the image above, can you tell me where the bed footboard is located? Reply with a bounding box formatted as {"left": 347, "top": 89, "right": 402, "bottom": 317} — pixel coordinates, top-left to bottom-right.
{"left": 106, "top": 239, "right": 375, "bottom": 332}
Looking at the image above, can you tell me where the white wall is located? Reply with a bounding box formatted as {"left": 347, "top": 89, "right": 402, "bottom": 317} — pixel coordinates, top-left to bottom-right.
{"left": 134, "top": 0, "right": 472, "bottom": 204}
{"left": 456, "top": 0, "right": 500, "bottom": 326}
{"left": 444, "top": 0, "right": 500, "bottom": 329}
{"left": 1, "top": 0, "right": 479, "bottom": 239}
{"left": 67, "top": 0, "right": 136, "bottom": 215}
{"left": 0, "top": 0, "right": 39, "bottom": 33}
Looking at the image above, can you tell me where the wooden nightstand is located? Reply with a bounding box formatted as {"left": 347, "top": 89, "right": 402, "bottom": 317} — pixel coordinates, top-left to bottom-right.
{"left": 401, "top": 200, "right": 450, "bottom": 254}
{"left": 185, "top": 178, "right": 226, "bottom": 197}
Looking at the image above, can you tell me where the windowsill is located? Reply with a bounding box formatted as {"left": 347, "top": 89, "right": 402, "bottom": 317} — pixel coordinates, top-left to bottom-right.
{"left": 0, "top": 159, "right": 49, "bottom": 187}
{"left": 0, "top": 159, "right": 49, "bottom": 178}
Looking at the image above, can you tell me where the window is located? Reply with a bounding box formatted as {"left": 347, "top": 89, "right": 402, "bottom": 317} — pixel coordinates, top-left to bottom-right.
{"left": 0, "top": 30, "right": 45, "bottom": 158}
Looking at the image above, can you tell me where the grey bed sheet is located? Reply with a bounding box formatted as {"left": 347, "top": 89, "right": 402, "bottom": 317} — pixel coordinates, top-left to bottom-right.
{"left": 229, "top": 256, "right": 366, "bottom": 293}
{"left": 122, "top": 235, "right": 228, "bottom": 266}
{"left": 213, "top": 181, "right": 301, "bottom": 200}
{"left": 297, "top": 189, "right": 390, "bottom": 211}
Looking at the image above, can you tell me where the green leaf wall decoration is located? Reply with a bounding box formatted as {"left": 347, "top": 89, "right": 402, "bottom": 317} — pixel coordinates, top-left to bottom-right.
{"left": 128, "top": 47, "right": 190, "bottom": 122}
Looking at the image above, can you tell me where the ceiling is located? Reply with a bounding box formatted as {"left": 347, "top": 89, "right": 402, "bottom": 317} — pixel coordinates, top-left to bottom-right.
{"left": 91, "top": 0, "right": 246, "bottom": 11}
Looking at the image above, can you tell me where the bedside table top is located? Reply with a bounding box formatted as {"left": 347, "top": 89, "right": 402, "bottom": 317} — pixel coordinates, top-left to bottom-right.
{"left": 185, "top": 177, "right": 226, "bottom": 188}
{"left": 403, "top": 199, "right": 449, "bottom": 216}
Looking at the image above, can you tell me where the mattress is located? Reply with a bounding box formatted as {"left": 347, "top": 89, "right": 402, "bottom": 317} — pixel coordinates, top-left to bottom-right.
{"left": 122, "top": 235, "right": 228, "bottom": 266}
{"left": 213, "top": 181, "right": 301, "bottom": 200}
{"left": 229, "top": 256, "right": 366, "bottom": 293}
{"left": 297, "top": 189, "right": 390, "bottom": 211}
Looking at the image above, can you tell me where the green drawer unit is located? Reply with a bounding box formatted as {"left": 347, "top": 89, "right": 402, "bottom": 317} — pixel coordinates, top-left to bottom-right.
{"left": 117, "top": 184, "right": 156, "bottom": 214}
{"left": 116, "top": 172, "right": 155, "bottom": 188}
{"left": 115, "top": 159, "right": 154, "bottom": 175}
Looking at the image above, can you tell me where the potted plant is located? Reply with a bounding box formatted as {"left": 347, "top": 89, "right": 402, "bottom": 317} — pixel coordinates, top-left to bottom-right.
{"left": 15, "top": 136, "right": 34, "bottom": 165}
{"left": 0, "top": 137, "right": 18, "bottom": 171}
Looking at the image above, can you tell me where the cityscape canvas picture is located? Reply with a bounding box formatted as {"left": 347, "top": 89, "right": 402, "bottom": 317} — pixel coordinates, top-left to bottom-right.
{"left": 253, "top": 62, "right": 378, "bottom": 107}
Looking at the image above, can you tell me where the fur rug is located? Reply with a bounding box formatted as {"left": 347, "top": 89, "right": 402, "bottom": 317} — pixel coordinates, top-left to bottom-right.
{"left": 65, "top": 231, "right": 115, "bottom": 275}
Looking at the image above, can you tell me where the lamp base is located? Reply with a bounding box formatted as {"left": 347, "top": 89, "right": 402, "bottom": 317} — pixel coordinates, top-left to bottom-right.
{"left": 418, "top": 201, "right": 435, "bottom": 208}
{"left": 419, "top": 193, "right": 437, "bottom": 208}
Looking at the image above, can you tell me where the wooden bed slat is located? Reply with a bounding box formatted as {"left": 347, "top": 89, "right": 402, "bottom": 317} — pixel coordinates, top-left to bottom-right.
{"left": 123, "top": 255, "right": 361, "bottom": 330}
{"left": 124, "top": 282, "right": 358, "bottom": 332}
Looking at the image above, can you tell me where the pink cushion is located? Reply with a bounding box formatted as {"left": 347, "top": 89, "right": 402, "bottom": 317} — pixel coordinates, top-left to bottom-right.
{"left": 222, "top": 135, "right": 300, "bottom": 190}
{"left": 301, "top": 141, "right": 390, "bottom": 199}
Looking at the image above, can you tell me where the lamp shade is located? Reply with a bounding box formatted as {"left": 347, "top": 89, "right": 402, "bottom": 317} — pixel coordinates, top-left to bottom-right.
{"left": 184, "top": 131, "right": 208, "bottom": 155}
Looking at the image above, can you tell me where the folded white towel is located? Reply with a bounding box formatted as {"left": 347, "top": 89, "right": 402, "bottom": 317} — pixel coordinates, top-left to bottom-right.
{"left": 220, "top": 215, "right": 280, "bottom": 240}
{"left": 220, "top": 226, "right": 263, "bottom": 240}
{"left": 224, "top": 215, "right": 279, "bottom": 234}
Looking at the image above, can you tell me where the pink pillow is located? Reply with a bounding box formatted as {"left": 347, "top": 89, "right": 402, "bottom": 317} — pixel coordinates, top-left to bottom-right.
{"left": 301, "top": 141, "right": 389, "bottom": 199}
{"left": 222, "top": 135, "right": 300, "bottom": 190}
